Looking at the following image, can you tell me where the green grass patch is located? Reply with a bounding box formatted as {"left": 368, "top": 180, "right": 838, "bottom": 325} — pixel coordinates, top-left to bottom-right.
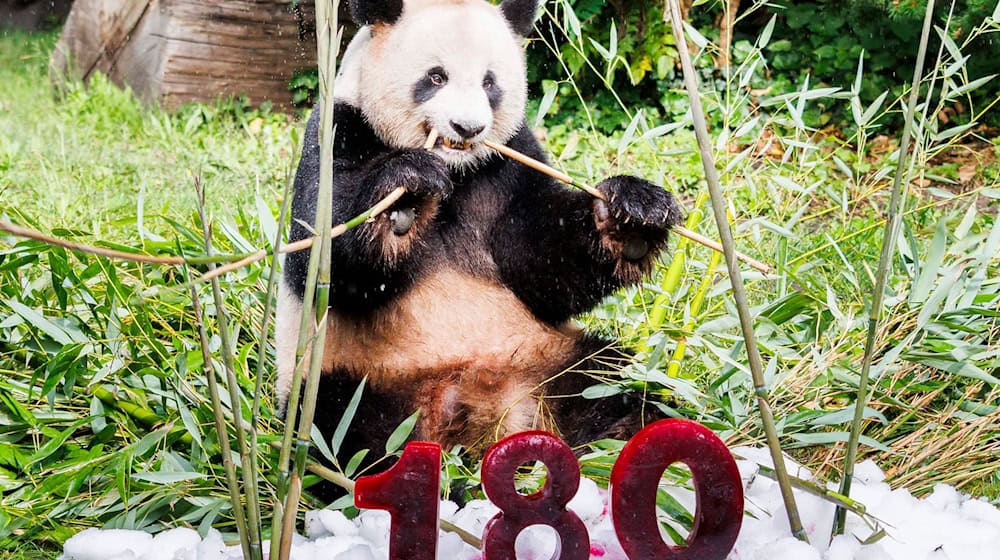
{"left": 0, "top": 30, "right": 296, "bottom": 240}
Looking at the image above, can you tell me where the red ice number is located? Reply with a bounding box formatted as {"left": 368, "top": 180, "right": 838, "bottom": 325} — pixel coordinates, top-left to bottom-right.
{"left": 610, "top": 419, "right": 744, "bottom": 560}
{"left": 354, "top": 441, "right": 442, "bottom": 560}
{"left": 354, "top": 421, "right": 743, "bottom": 560}
{"left": 480, "top": 431, "right": 590, "bottom": 560}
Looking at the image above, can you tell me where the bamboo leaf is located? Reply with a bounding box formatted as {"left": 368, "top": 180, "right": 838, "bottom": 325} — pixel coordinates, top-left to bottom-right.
{"left": 26, "top": 417, "right": 91, "bottom": 466}
{"left": 311, "top": 424, "right": 336, "bottom": 464}
{"left": 759, "top": 15, "right": 776, "bottom": 48}
{"left": 583, "top": 384, "right": 625, "bottom": 399}
{"left": 132, "top": 472, "right": 209, "bottom": 484}
{"left": 618, "top": 110, "right": 643, "bottom": 157}
{"left": 936, "top": 25, "right": 963, "bottom": 62}
{"left": 5, "top": 299, "right": 78, "bottom": 345}
{"left": 256, "top": 197, "right": 279, "bottom": 250}
{"left": 810, "top": 405, "right": 887, "bottom": 427}
{"left": 641, "top": 120, "right": 687, "bottom": 140}
{"left": 588, "top": 38, "right": 611, "bottom": 61}
{"left": 947, "top": 75, "right": 996, "bottom": 99}
{"left": 344, "top": 449, "right": 370, "bottom": 478}
{"left": 910, "top": 219, "right": 948, "bottom": 305}
{"left": 332, "top": 378, "right": 366, "bottom": 456}
{"left": 932, "top": 122, "right": 976, "bottom": 142}
{"left": 533, "top": 80, "right": 558, "bottom": 128}
{"left": 385, "top": 411, "right": 419, "bottom": 454}
{"left": 609, "top": 21, "right": 618, "bottom": 60}
{"left": 177, "top": 400, "right": 203, "bottom": 449}
{"left": 682, "top": 21, "right": 708, "bottom": 50}
{"left": 916, "top": 263, "right": 963, "bottom": 328}
{"left": 861, "top": 91, "right": 889, "bottom": 125}
{"left": 912, "top": 357, "right": 1000, "bottom": 386}
{"left": 853, "top": 50, "right": 865, "bottom": 95}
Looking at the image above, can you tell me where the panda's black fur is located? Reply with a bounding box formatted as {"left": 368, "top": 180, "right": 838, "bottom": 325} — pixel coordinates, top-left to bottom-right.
{"left": 278, "top": 0, "right": 683, "bottom": 496}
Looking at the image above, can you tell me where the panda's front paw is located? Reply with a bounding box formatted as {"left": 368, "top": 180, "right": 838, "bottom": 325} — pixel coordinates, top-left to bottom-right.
{"left": 594, "top": 176, "right": 683, "bottom": 233}
{"left": 378, "top": 149, "right": 453, "bottom": 200}
{"left": 592, "top": 176, "right": 683, "bottom": 279}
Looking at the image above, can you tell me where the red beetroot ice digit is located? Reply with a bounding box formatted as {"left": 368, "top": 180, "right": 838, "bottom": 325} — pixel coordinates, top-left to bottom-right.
{"left": 610, "top": 419, "right": 744, "bottom": 560}
{"left": 481, "top": 431, "right": 589, "bottom": 560}
{"left": 354, "top": 441, "right": 442, "bottom": 560}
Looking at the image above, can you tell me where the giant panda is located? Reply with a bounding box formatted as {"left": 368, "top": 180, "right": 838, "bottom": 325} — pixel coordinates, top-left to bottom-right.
{"left": 275, "top": 0, "right": 683, "bottom": 473}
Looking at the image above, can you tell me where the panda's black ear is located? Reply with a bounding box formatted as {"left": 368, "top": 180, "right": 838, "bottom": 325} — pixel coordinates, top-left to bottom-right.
{"left": 349, "top": 0, "right": 403, "bottom": 26}
{"left": 499, "top": 0, "right": 540, "bottom": 36}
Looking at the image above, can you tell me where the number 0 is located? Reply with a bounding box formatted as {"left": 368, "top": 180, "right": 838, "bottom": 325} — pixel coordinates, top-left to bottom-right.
{"left": 610, "top": 419, "right": 743, "bottom": 560}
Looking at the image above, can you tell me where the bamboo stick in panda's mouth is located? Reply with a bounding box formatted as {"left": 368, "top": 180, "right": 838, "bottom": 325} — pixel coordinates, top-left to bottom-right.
{"left": 480, "top": 139, "right": 771, "bottom": 275}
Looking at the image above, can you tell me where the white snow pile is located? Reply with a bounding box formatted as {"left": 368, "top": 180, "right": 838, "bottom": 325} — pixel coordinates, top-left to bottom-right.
{"left": 60, "top": 446, "right": 1000, "bottom": 560}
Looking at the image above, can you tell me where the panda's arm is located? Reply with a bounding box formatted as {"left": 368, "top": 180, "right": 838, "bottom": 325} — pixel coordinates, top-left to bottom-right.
{"left": 284, "top": 104, "right": 450, "bottom": 311}
{"left": 489, "top": 127, "right": 682, "bottom": 324}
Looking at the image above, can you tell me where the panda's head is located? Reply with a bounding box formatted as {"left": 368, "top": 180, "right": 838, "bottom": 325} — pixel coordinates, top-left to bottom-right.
{"left": 338, "top": 0, "right": 539, "bottom": 168}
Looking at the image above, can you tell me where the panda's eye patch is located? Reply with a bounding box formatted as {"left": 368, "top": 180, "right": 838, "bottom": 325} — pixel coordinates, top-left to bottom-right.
{"left": 483, "top": 70, "right": 503, "bottom": 110}
{"left": 427, "top": 67, "right": 448, "bottom": 86}
{"left": 413, "top": 67, "right": 449, "bottom": 104}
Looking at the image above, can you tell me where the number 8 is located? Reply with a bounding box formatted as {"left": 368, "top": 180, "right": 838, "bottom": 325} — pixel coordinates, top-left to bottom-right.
{"left": 481, "top": 431, "right": 589, "bottom": 560}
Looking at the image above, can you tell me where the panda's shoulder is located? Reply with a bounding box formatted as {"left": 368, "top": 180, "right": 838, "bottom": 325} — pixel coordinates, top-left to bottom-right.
{"left": 479, "top": 123, "right": 556, "bottom": 195}
{"left": 505, "top": 122, "right": 547, "bottom": 163}
{"left": 301, "top": 101, "right": 389, "bottom": 165}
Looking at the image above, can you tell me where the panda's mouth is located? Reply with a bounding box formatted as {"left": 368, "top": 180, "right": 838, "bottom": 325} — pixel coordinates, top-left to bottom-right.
{"left": 435, "top": 136, "right": 475, "bottom": 152}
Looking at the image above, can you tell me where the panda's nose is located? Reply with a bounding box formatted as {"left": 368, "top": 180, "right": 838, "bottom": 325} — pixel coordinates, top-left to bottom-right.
{"left": 450, "top": 121, "right": 485, "bottom": 140}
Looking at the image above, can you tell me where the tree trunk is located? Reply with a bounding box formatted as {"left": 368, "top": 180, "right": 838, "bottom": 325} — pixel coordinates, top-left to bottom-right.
{"left": 714, "top": 0, "right": 740, "bottom": 69}
{"left": 50, "top": 0, "right": 316, "bottom": 111}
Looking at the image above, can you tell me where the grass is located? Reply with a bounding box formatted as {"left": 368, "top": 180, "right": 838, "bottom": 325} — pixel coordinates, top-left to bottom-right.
{"left": 1, "top": 15, "right": 999, "bottom": 556}
{"left": 0, "top": 31, "right": 296, "bottom": 239}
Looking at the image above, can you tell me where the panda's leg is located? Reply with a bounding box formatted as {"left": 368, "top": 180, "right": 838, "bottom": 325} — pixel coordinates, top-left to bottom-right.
{"left": 545, "top": 336, "right": 663, "bottom": 447}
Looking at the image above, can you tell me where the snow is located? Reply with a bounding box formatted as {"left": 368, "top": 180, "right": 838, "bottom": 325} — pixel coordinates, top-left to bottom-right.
{"left": 60, "top": 448, "right": 1000, "bottom": 560}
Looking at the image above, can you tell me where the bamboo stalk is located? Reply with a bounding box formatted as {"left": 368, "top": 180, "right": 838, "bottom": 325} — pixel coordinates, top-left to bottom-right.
{"left": 666, "top": 248, "right": 723, "bottom": 378}
{"left": 832, "top": 0, "right": 936, "bottom": 538}
{"left": 642, "top": 190, "right": 708, "bottom": 354}
{"left": 255, "top": 160, "right": 295, "bottom": 560}
{"left": 278, "top": 1, "right": 341, "bottom": 557}
{"left": 481, "top": 139, "right": 770, "bottom": 274}
{"left": 666, "top": 0, "right": 807, "bottom": 542}
{"left": 195, "top": 183, "right": 264, "bottom": 560}
{"left": 2, "top": 140, "right": 769, "bottom": 279}
{"left": 0, "top": 220, "right": 255, "bottom": 265}
{"left": 189, "top": 282, "right": 252, "bottom": 560}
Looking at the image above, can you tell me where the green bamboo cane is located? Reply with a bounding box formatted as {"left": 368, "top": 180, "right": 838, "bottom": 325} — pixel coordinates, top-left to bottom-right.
{"left": 645, "top": 191, "right": 710, "bottom": 349}
{"left": 277, "top": 1, "right": 341, "bottom": 558}
{"left": 665, "top": 0, "right": 807, "bottom": 541}
{"left": 666, "top": 248, "right": 722, "bottom": 378}
{"left": 196, "top": 185, "right": 264, "bottom": 560}
{"left": 292, "top": 0, "right": 340, "bottom": 494}
{"left": 251, "top": 157, "right": 295, "bottom": 557}
{"left": 188, "top": 283, "right": 252, "bottom": 560}
{"left": 832, "top": 0, "right": 936, "bottom": 538}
